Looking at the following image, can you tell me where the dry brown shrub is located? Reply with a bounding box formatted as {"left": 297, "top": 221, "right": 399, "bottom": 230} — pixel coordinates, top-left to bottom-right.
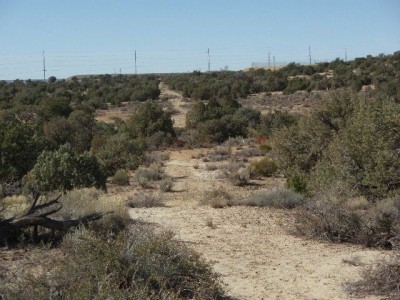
{"left": 348, "top": 252, "right": 400, "bottom": 299}
{"left": 200, "top": 188, "right": 233, "bottom": 208}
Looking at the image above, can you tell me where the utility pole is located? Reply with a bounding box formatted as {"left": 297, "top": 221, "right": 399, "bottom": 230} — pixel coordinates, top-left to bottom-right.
{"left": 134, "top": 50, "right": 137, "bottom": 75}
{"left": 273, "top": 56, "right": 276, "bottom": 71}
{"left": 268, "top": 52, "right": 271, "bottom": 68}
{"left": 42, "top": 51, "right": 47, "bottom": 81}
{"left": 207, "top": 48, "right": 210, "bottom": 72}
{"left": 308, "top": 46, "right": 312, "bottom": 65}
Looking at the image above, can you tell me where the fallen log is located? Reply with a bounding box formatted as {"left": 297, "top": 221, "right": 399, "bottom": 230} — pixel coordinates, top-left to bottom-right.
{"left": 0, "top": 192, "right": 110, "bottom": 246}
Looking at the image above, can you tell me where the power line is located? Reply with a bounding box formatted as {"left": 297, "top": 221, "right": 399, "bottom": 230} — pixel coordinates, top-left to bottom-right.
{"left": 273, "top": 55, "right": 275, "bottom": 70}
{"left": 207, "top": 48, "right": 210, "bottom": 72}
{"left": 42, "top": 51, "right": 47, "bottom": 81}
{"left": 134, "top": 50, "right": 137, "bottom": 75}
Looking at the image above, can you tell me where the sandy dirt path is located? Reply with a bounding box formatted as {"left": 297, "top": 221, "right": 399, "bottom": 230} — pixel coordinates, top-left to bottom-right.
{"left": 129, "top": 149, "right": 383, "bottom": 300}
{"left": 159, "top": 82, "right": 189, "bottom": 128}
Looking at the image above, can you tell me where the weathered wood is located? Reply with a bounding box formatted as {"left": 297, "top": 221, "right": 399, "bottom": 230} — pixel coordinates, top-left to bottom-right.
{"left": 0, "top": 192, "right": 111, "bottom": 246}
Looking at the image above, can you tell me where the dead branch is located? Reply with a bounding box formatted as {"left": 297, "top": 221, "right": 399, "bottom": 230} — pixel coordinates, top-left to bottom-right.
{"left": 0, "top": 192, "right": 111, "bottom": 246}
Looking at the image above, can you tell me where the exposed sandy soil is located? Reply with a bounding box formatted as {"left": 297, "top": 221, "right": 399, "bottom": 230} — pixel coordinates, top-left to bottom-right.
{"left": 127, "top": 148, "right": 384, "bottom": 300}
{"left": 95, "top": 102, "right": 139, "bottom": 123}
{"left": 159, "top": 81, "right": 189, "bottom": 128}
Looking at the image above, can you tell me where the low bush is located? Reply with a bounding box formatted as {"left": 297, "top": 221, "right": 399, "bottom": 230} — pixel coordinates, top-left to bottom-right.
{"left": 295, "top": 200, "right": 363, "bottom": 243}
{"left": 348, "top": 252, "right": 400, "bottom": 299}
{"left": 112, "top": 169, "right": 130, "bottom": 186}
{"left": 237, "top": 187, "right": 304, "bottom": 208}
{"left": 296, "top": 196, "right": 400, "bottom": 247}
{"left": 201, "top": 188, "right": 233, "bottom": 208}
{"left": 286, "top": 171, "right": 309, "bottom": 195}
{"left": 1, "top": 226, "right": 226, "bottom": 299}
{"left": 127, "top": 193, "right": 165, "bottom": 208}
{"left": 207, "top": 147, "right": 231, "bottom": 161}
{"left": 206, "top": 163, "right": 219, "bottom": 171}
{"left": 251, "top": 157, "right": 278, "bottom": 177}
{"left": 259, "top": 144, "right": 272, "bottom": 154}
{"left": 235, "top": 147, "right": 264, "bottom": 158}
{"left": 159, "top": 176, "right": 173, "bottom": 192}
{"left": 134, "top": 163, "right": 165, "bottom": 188}
{"left": 143, "top": 152, "right": 170, "bottom": 166}
{"left": 224, "top": 161, "right": 251, "bottom": 186}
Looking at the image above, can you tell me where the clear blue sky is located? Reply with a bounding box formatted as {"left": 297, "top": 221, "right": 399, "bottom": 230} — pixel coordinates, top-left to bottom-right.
{"left": 0, "top": 0, "right": 399, "bottom": 79}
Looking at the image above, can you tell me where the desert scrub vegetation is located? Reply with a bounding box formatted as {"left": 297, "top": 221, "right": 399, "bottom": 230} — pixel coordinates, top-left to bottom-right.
{"left": 234, "top": 147, "right": 264, "bottom": 158}
{"left": 134, "top": 162, "right": 165, "bottom": 188}
{"left": 236, "top": 187, "right": 304, "bottom": 209}
{"left": 1, "top": 188, "right": 227, "bottom": 298}
{"left": 25, "top": 143, "right": 106, "bottom": 193}
{"left": 127, "top": 193, "right": 165, "bottom": 208}
{"left": 112, "top": 169, "right": 130, "bottom": 185}
{"left": 201, "top": 188, "right": 234, "bottom": 208}
{"left": 224, "top": 160, "right": 251, "bottom": 186}
{"left": 200, "top": 187, "right": 304, "bottom": 209}
{"left": 295, "top": 195, "right": 400, "bottom": 248}
{"left": 251, "top": 157, "right": 278, "bottom": 177}
{"left": 273, "top": 89, "right": 400, "bottom": 200}
{"left": 348, "top": 252, "right": 400, "bottom": 299}
{"left": 159, "top": 175, "right": 173, "bottom": 192}
{"left": 1, "top": 226, "right": 227, "bottom": 299}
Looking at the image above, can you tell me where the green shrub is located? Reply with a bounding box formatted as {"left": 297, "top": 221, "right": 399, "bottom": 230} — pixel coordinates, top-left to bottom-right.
{"left": 273, "top": 90, "right": 400, "bottom": 200}
{"left": 96, "top": 133, "right": 144, "bottom": 176}
{"left": 27, "top": 144, "right": 106, "bottom": 193}
{"left": 286, "top": 171, "right": 308, "bottom": 195}
{"left": 259, "top": 144, "right": 272, "bottom": 154}
{"left": 251, "top": 157, "right": 278, "bottom": 177}
{"left": 112, "top": 169, "right": 130, "bottom": 186}
{"left": 126, "top": 101, "right": 175, "bottom": 141}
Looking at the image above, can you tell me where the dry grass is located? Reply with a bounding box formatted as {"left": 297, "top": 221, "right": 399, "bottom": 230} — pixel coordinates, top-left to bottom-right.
{"left": 200, "top": 188, "right": 234, "bottom": 208}
{"left": 236, "top": 187, "right": 304, "bottom": 209}
{"left": 348, "top": 252, "right": 400, "bottom": 299}
{"left": 127, "top": 193, "right": 165, "bottom": 208}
